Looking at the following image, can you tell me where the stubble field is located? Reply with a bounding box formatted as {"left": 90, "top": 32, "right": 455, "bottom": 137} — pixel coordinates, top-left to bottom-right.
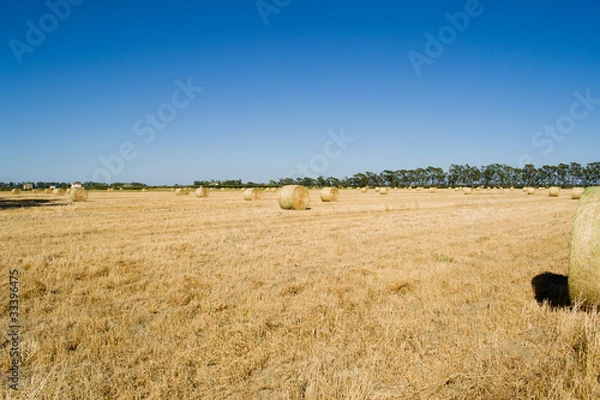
{"left": 1, "top": 188, "right": 599, "bottom": 399}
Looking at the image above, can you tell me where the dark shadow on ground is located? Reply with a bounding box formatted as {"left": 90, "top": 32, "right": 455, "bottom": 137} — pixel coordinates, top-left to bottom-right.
{"left": 531, "top": 272, "right": 571, "bottom": 309}
{"left": 0, "top": 198, "right": 67, "bottom": 210}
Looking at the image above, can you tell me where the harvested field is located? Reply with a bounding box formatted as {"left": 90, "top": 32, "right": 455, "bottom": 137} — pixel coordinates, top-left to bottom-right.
{"left": 1, "top": 188, "right": 599, "bottom": 399}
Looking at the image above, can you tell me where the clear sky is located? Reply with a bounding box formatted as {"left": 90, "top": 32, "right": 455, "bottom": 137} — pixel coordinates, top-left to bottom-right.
{"left": 1, "top": 0, "right": 599, "bottom": 185}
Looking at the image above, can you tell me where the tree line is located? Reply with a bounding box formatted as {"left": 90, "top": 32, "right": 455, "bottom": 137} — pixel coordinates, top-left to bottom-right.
{"left": 276, "top": 162, "right": 600, "bottom": 188}
{"left": 2, "top": 162, "right": 599, "bottom": 190}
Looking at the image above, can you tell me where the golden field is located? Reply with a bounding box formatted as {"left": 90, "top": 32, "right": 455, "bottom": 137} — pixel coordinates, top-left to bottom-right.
{"left": 1, "top": 188, "right": 599, "bottom": 399}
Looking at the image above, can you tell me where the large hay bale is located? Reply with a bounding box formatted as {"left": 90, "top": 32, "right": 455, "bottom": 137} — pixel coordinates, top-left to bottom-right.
{"left": 70, "top": 188, "right": 88, "bottom": 202}
{"left": 243, "top": 188, "right": 261, "bottom": 201}
{"left": 320, "top": 187, "right": 339, "bottom": 202}
{"left": 277, "top": 185, "right": 310, "bottom": 210}
{"left": 379, "top": 187, "right": 389, "bottom": 195}
{"left": 11, "top": 189, "right": 21, "bottom": 195}
{"left": 572, "top": 187, "right": 585, "bottom": 200}
{"left": 548, "top": 186, "right": 561, "bottom": 197}
{"left": 195, "top": 187, "right": 209, "bottom": 198}
{"left": 568, "top": 187, "right": 600, "bottom": 309}
{"left": 53, "top": 188, "right": 66, "bottom": 196}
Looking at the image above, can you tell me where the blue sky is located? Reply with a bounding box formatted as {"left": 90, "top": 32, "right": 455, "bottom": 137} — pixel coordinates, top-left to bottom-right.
{"left": 1, "top": 0, "right": 599, "bottom": 185}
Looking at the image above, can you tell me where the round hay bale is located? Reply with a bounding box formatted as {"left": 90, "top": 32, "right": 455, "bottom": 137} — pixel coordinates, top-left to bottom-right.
{"left": 527, "top": 187, "right": 536, "bottom": 195}
{"left": 429, "top": 187, "right": 437, "bottom": 193}
{"left": 11, "top": 188, "right": 21, "bottom": 195}
{"left": 53, "top": 188, "right": 65, "bottom": 196}
{"left": 32, "top": 189, "right": 38, "bottom": 193}
{"left": 141, "top": 188, "right": 147, "bottom": 192}
{"left": 463, "top": 187, "right": 473, "bottom": 195}
{"left": 243, "top": 188, "right": 262, "bottom": 201}
{"left": 522, "top": 187, "right": 528, "bottom": 192}
{"left": 195, "top": 187, "right": 209, "bottom": 198}
{"left": 175, "top": 188, "right": 184, "bottom": 196}
{"left": 568, "top": 187, "right": 600, "bottom": 309}
{"left": 44, "top": 188, "right": 52, "bottom": 194}
{"left": 320, "top": 187, "right": 339, "bottom": 202}
{"left": 375, "top": 187, "right": 380, "bottom": 193}
{"left": 107, "top": 188, "right": 114, "bottom": 192}
{"left": 360, "top": 187, "right": 368, "bottom": 193}
{"left": 572, "top": 187, "right": 585, "bottom": 200}
{"left": 66, "top": 188, "right": 72, "bottom": 194}
{"left": 277, "top": 185, "right": 310, "bottom": 210}
{"left": 379, "top": 187, "right": 389, "bottom": 195}
{"left": 70, "top": 188, "right": 88, "bottom": 202}
{"left": 548, "top": 186, "right": 561, "bottom": 197}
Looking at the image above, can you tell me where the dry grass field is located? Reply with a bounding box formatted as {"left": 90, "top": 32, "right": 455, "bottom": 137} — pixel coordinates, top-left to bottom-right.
{"left": 1, "top": 188, "right": 599, "bottom": 399}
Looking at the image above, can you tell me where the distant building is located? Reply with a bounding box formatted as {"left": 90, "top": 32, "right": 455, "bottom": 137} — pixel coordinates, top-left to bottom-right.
{"left": 71, "top": 181, "right": 83, "bottom": 188}
{"left": 23, "top": 183, "right": 33, "bottom": 190}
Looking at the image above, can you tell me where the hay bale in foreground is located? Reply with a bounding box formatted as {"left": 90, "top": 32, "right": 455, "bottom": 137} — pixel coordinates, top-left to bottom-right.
{"left": 195, "top": 187, "right": 209, "bottom": 198}
{"left": 70, "top": 188, "right": 88, "bottom": 202}
{"left": 53, "top": 188, "right": 66, "bottom": 196}
{"left": 572, "top": 187, "right": 585, "bottom": 200}
{"left": 277, "top": 185, "right": 310, "bottom": 210}
{"left": 320, "top": 187, "right": 339, "bottom": 202}
{"left": 568, "top": 187, "right": 600, "bottom": 309}
{"left": 549, "top": 186, "right": 561, "bottom": 197}
{"left": 11, "top": 189, "right": 21, "bottom": 195}
{"left": 243, "top": 188, "right": 261, "bottom": 201}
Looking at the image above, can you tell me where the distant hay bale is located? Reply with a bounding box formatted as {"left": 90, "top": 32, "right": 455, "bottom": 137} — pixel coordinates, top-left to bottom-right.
{"left": 379, "top": 187, "right": 389, "bottom": 195}
{"left": 107, "top": 188, "right": 114, "bottom": 192}
{"left": 320, "top": 187, "right": 339, "bottom": 202}
{"left": 44, "top": 188, "right": 52, "bottom": 194}
{"left": 463, "top": 187, "right": 473, "bottom": 195}
{"left": 568, "top": 187, "right": 600, "bottom": 309}
{"left": 11, "top": 189, "right": 21, "bottom": 195}
{"left": 243, "top": 188, "right": 261, "bottom": 201}
{"left": 53, "top": 188, "right": 66, "bottom": 196}
{"left": 360, "top": 187, "right": 368, "bottom": 193}
{"left": 527, "top": 187, "right": 536, "bottom": 195}
{"left": 175, "top": 188, "right": 190, "bottom": 196}
{"left": 375, "top": 187, "right": 380, "bottom": 193}
{"left": 429, "top": 187, "right": 437, "bottom": 193}
{"left": 70, "top": 188, "right": 88, "bottom": 202}
{"left": 572, "top": 187, "right": 585, "bottom": 200}
{"left": 195, "top": 187, "right": 209, "bottom": 198}
{"left": 522, "top": 187, "right": 528, "bottom": 192}
{"left": 66, "top": 188, "right": 72, "bottom": 194}
{"left": 32, "top": 189, "right": 38, "bottom": 193}
{"left": 548, "top": 186, "right": 561, "bottom": 197}
{"left": 141, "top": 188, "right": 147, "bottom": 192}
{"left": 277, "top": 185, "right": 310, "bottom": 210}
